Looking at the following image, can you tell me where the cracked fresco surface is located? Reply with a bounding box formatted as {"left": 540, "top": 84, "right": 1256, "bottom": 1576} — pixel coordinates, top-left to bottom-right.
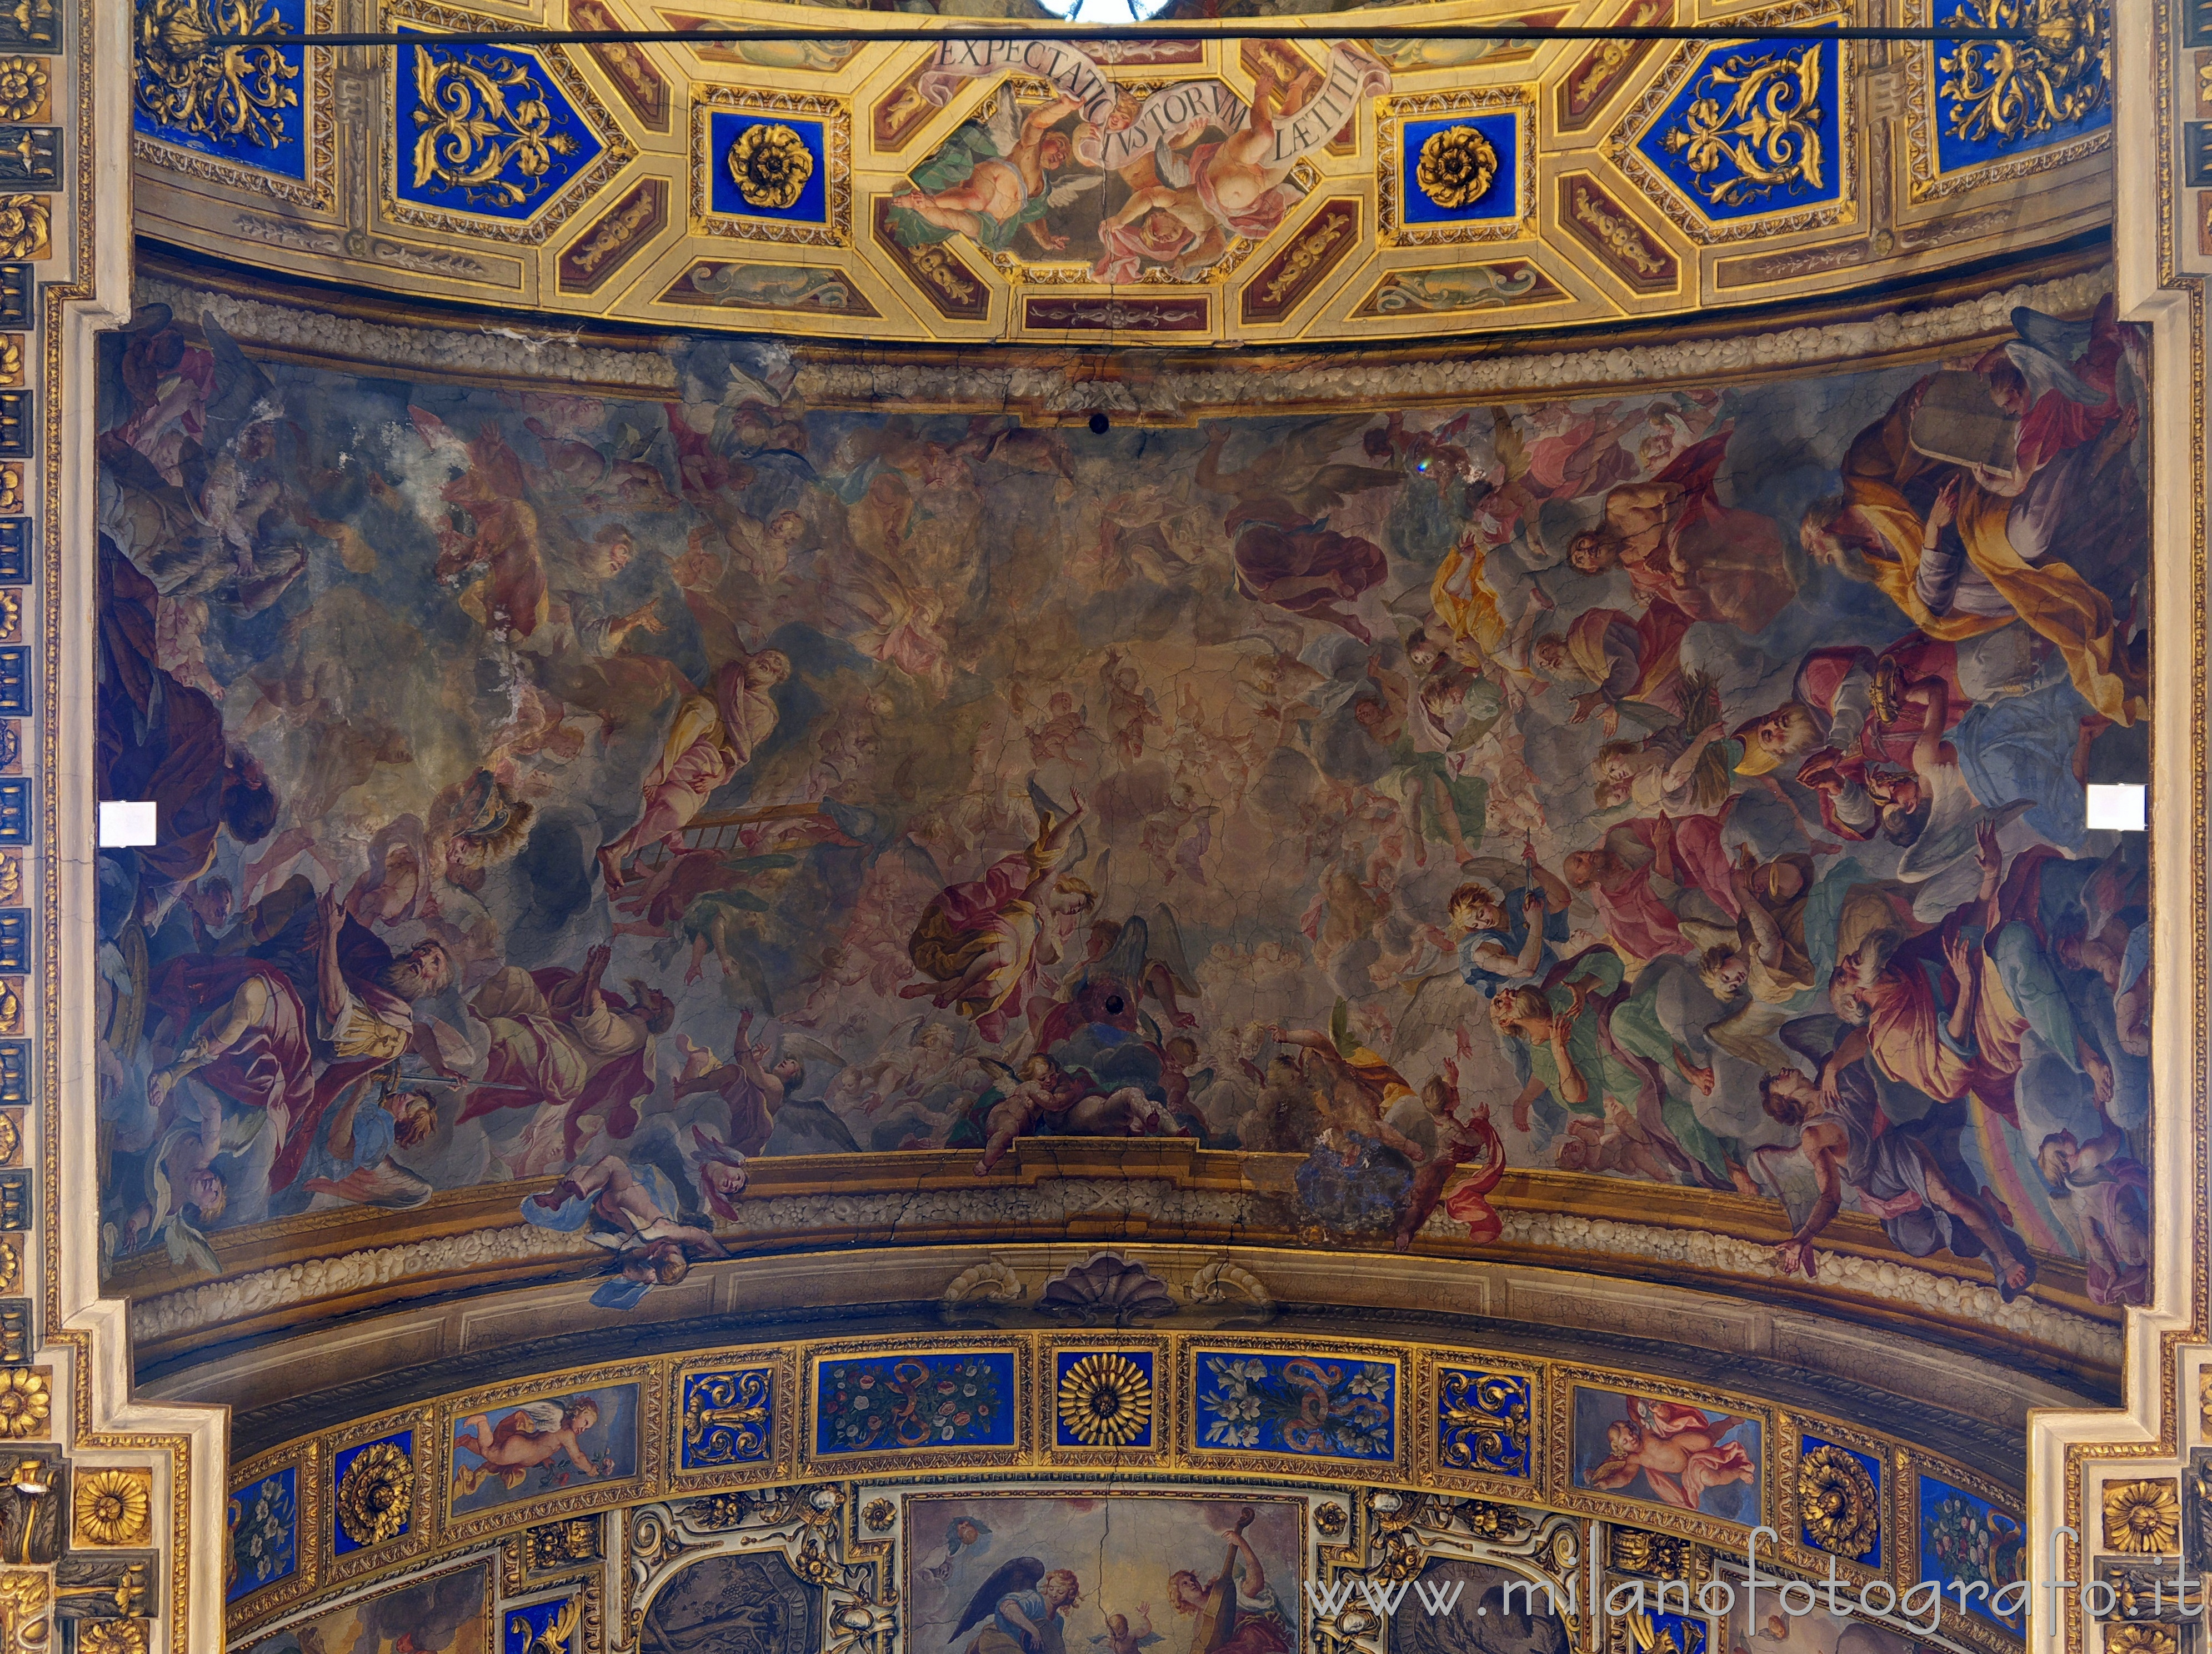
{"left": 91, "top": 302, "right": 2154, "bottom": 1313}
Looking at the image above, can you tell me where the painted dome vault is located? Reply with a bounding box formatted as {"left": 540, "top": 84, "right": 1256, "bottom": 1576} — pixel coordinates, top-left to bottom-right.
{"left": 0, "top": 1, "right": 2201, "bottom": 1653}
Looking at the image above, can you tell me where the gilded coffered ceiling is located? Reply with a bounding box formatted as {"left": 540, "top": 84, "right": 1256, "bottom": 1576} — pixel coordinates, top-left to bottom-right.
{"left": 126, "top": 0, "right": 2113, "bottom": 344}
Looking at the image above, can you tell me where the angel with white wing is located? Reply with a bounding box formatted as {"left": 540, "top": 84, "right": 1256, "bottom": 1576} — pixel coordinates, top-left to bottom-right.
{"left": 888, "top": 88, "right": 1103, "bottom": 257}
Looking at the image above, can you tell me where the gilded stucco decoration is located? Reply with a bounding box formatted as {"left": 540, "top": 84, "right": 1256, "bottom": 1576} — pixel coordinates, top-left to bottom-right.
{"left": 1938, "top": 0, "right": 2109, "bottom": 146}
{"left": 1796, "top": 1444, "right": 1881, "bottom": 1561}
{"left": 68, "top": 1471, "right": 150, "bottom": 1548}
{"left": 334, "top": 1440, "right": 417, "bottom": 1550}
{"left": 2100, "top": 1480, "right": 2181, "bottom": 1555}
{"left": 407, "top": 47, "right": 585, "bottom": 212}
{"left": 118, "top": 0, "right": 2115, "bottom": 340}
{"left": 1053, "top": 1352, "right": 1152, "bottom": 1447}
{"left": 1658, "top": 44, "right": 1828, "bottom": 208}
{"left": 0, "top": 1372, "right": 46, "bottom": 1442}
{"left": 131, "top": 0, "right": 298, "bottom": 150}
{"left": 727, "top": 122, "right": 814, "bottom": 211}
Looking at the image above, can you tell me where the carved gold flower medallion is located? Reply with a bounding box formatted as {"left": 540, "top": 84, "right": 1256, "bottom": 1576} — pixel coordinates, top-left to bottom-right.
{"left": 78, "top": 1620, "right": 150, "bottom": 1654}
{"left": 1055, "top": 1353, "right": 1152, "bottom": 1447}
{"left": 1415, "top": 126, "right": 1500, "bottom": 209}
{"left": 1799, "top": 1444, "right": 1880, "bottom": 1558}
{"left": 0, "top": 198, "right": 47, "bottom": 262}
{"left": 73, "top": 1468, "right": 153, "bottom": 1547}
{"left": 2101, "top": 1478, "right": 2181, "bottom": 1555}
{"left": 728, "top": 123, "right": 814, "bottom": 211}
{"left": 0, "top": 1370, "right": 48, "bottom": 1439}
{"left": 334, "top": 1441, "right": 414, "bottom": 1548}
{"left": 0, "top": 59, "right": 45, "bottom": 124}
{"left": 2107, "top": 1627, "right": 2178, "bottom": 1654}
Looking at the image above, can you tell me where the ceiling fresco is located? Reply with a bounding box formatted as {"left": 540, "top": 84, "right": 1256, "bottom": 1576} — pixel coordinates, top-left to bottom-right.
{"left": 89, "top": 265, "right": 2152, "bottom": 1386}
{"left": 125, "top": 0, "right": 2113, "bottom": 343}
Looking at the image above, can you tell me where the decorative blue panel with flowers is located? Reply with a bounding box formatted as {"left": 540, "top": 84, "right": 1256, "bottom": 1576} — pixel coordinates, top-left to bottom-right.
{"left": 394, "top": 34, "right": 602, "bottom": 220}
{"left": 1917, "top": 1473, "right": 2025, "bottom": 1633}
{"left": 814, "top": 1353, "right": 1014, "bottom": 1455}
{"left": 133, "top": 0, "right": 309, "bottom": 181}
{"left": 1402, "top": 112, "right": 1520, "bottom": 224}
{"left": 1194, "top": 1351, "right": 1395, "bottom": 1460}
{"left": 227, "top": 1467, "right": 297, "bottom": 1601}
{"left": 1436, "top": 1367, "right": 1530, "bottom": 1478}
{"left": 681, "top": 1366, "right": 774, "bottom": 1470}
{"left": 1799, "top": 1435, "right": 1883, "bottom": 1566}
{"left": 506, "top": 1595, "right": 583, "bottom": 1654}
{"left": 1927, "top": 3, "right": 2109, "bottom": 176}
{"left": 1635, "top": 36, "right": 1842, "bottom": 222}
{"left": 709, "top": 112, "right": 829, "bottom": 224}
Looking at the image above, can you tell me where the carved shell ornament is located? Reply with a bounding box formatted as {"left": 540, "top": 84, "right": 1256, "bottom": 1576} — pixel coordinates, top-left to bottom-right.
{"left": 1038, "top": 1254, "right": 1176, "bottom": 1324}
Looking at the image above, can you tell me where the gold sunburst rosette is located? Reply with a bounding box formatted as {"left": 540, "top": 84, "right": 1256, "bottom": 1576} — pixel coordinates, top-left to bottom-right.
{"left": 1056, "top": 1354, "right": 1153, "bottom": 1448}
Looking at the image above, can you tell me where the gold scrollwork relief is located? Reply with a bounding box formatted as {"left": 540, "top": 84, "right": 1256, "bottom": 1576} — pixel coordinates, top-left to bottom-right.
{"left": 134, "top": 0, "right": 299, "bottom": 148}
{"left": 410, "top": 49, "right": 580, "bottom": 211}
{"left": 1661, "top": 47, "right": 1827, "bottom": 207}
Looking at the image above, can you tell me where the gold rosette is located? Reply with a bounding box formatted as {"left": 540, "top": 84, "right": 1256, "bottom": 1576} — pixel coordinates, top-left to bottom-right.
{"left": 335, "top": 1441, "right": 415, "bottom": 1548}
{"left": 729, "top": 124, "right": 814, "bottom": 211}
{"left": 1415, "top": 126, "right": 1500, "bottom": 209}
{"left": 1055, "top": 1353, "right": 1152, "bottom": 1447}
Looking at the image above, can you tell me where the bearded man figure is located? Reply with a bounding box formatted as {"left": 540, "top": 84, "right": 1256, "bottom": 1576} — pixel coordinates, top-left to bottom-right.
{"left": 145, "top": 882, "right": 453, "bottom": 1201}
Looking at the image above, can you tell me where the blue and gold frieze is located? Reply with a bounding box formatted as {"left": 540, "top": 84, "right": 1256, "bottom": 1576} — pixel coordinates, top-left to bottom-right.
{"left": 384, "top": 3, "right": 634, "bottom": 243}
{"left": 1377, "top": 87, "right": 1535, "bottom": 247}
{"left": 689, "top": 84, "right": 852, "bottom": 249}
{"left": 222, "top": 1331, "right": 2039, "bottom": 1643}
{"left": 1904, "top": 0, "right": 2111, "bottom": 200}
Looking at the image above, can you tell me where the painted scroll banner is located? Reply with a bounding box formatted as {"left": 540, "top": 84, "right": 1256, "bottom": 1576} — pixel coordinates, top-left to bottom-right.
{"left": 912, "top": 38, "right": 1390, "bottom": 176}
